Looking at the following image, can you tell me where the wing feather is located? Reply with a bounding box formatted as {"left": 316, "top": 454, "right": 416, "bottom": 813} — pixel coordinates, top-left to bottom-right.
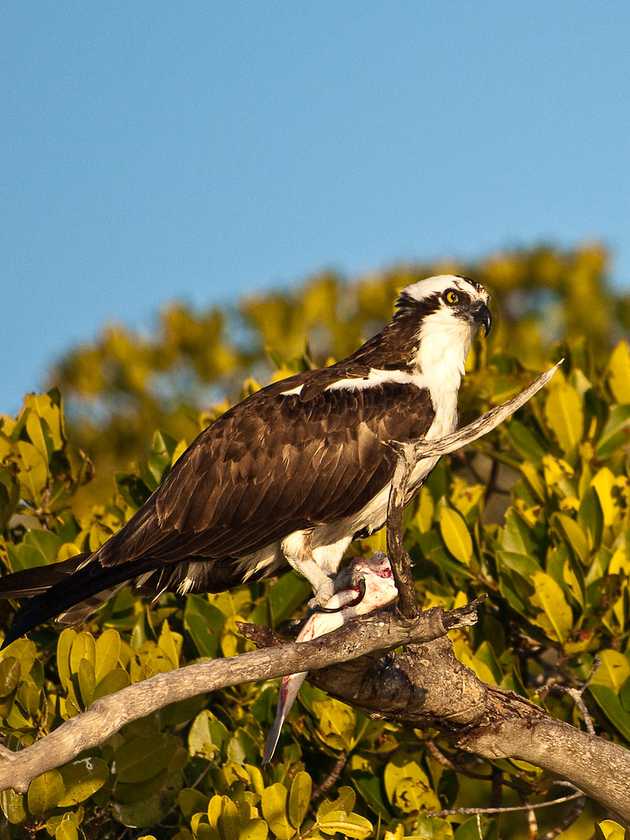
{"left": 98, "top": 378, "right": 435, "bottom": 570}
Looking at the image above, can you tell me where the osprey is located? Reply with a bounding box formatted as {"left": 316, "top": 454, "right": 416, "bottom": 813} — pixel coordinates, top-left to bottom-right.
{"left": 0, "top": 274, "right": 491, "bottom": 646}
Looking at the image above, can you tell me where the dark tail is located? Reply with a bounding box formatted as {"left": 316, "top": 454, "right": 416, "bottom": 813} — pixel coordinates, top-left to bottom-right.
{"left": 0, "top": 555, "right": 157, "bottom": 649}
{"left": 0, "top": 553, "right": 89, "bottom": 598}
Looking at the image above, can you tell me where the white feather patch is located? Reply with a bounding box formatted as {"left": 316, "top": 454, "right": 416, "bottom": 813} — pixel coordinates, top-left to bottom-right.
{"left": 324, "top": 369, "right": 425, "bottom": 392}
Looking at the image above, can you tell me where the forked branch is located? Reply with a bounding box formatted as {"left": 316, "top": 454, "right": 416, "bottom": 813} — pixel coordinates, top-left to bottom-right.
{"left": 0, "top": 603, "right": 476, "bottom": 794}
{"left": 386, "top": 361, "right": 563, "bottom": 619}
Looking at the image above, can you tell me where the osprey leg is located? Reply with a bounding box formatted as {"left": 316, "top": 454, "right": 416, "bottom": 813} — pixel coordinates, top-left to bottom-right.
{"left": 281, "top": 531, "right": 352, "bottom": 607}
{"left": 262, "top": 553, "right": 398, "bottom": 763}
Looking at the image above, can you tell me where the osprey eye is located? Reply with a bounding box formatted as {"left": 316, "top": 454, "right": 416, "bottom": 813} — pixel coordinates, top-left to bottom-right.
{"left": 444, "top": 289, "right": 460, "bottom": 306}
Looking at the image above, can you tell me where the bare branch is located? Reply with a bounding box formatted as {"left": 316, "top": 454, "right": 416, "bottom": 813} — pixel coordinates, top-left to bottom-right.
{"left": 407, "top": 362, "right": 562, "bottom": 461}
{"left": 458, "top": 714, "right": 630, "bottom": 824}
{"left": 385, "top": 363, "right": 561, "bottom": 618}
{"left": 541, "top": 683, "right": 596, "bottom": 736}
{"left": 312, "top": 752, "right": 348, "bottom": 804}
{"left": 386, "top": 444, "right": 419, "bottom": 618}
{"left": 426, "top": 789, "right": 583, "bottom": 818}
{"left": 0, "top": 603, "right": 465, "bottom": 794}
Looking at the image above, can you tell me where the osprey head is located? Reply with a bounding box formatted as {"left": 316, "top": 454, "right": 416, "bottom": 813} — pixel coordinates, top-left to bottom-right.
{"left": 395, "top": 274, "right": 492, "bottom": 337}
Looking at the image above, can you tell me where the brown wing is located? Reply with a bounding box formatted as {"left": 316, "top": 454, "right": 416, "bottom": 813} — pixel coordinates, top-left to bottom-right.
{"left": 97, "top": 377, "right": 435, "bottom": 570}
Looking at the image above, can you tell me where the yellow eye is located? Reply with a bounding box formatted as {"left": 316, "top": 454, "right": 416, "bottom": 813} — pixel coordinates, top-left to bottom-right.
{"left": 445, "top": 289, "right": 460, "bottom": 305}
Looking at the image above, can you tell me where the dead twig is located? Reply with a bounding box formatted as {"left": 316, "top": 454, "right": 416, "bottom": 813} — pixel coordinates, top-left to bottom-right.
{"left": 312, "top": 752, "right": 348, "bottom": 804}
{"left": 425, "top": 788, "right": 583, "bottom": 818}
{"left": 386, "top": 443, "right": 419, "bottom": 619}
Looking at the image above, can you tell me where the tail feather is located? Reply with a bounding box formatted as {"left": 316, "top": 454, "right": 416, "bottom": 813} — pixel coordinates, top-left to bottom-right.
{"left": 0, "top": 554, "right": 88, "bottom": 598}
{"left": 1, "top": 556, "right": 157, "bottom": 649}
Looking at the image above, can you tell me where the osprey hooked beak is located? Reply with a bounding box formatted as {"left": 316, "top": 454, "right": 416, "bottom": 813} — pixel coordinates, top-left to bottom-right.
{"left": 471, "top": 301, "right": 492, "bottom": 336}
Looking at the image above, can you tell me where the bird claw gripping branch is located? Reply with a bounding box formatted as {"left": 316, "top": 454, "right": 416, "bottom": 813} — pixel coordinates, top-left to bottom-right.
{"left": 263, "top": 552, "right": 398, "bottom": 763}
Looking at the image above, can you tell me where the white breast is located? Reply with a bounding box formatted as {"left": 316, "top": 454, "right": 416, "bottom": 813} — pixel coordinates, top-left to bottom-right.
{"left": 310, "top": 375, "right": 459, "bottom": 550}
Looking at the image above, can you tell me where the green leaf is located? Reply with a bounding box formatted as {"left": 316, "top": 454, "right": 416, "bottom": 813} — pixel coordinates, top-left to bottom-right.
{"left": 591, "top": 467, "right": 619, "bottom": 528}
{"left": 269, "top": 571, "right": 312, "bottom": 627}
{"left": 227, "top": 727, "right": 258, "bottom": 764}
{"left": 596, "top": 819, "right": 628, "bottom": 840}
{"left": 0, "top": 788, "right": 26, "bottom": 824}
{"left": 112, "top": 789, "right": 176, "bottom": 829}
{"left": 562, "top": 558, "right": 584, "bottom": 608}
{"left": 596, "top": 404, "right": 630, "bottom": 459}
{"left": 27, "top": 770, "right": 65, "bottom": 816}
{"left": 288, "top": 771, "right": 311, "bottom": 829}
{"left": 158, "top": 620, "right": 182, "bottom": 668}
{"left": 26, "top": 411, "right": 50, "bottom": 462}
{"left": 178, "top": 787, "right": 210, "bottom": 819}
{"left": 93, "top": 667, "right": 130, "bottom": 700}
{"left": 317, "top": 810, "right": 373, "bottom": 839}
{"left": 188, "top": 709, "right": 229, "bottom": 759}
{"left": 114, "top": 734, "right": 180, "bottom": 784}
{"left": 0, "top": 467, "right": 19, "bottom": 529}
{"left": 507, "top": 419, "right": 545, "bottom": 463}
{"left": 261, "top": 783, "right": 294, "bottom": 839}
{"left": 184, "top": 595, "right": 225, "bottom": 658}
{"left": 499, "top": 509, "right": 539, "bottom": 556}
{"left": 383, "top": 754, "right": 440, "bottom": 813}
{"left": 239, "top": 820, "right": 269, "bottom": 840}
{"left": 0, "top": 657, "right": 20, "bottom": 698}
{"left": 58, "top": 757, "right": 108, "bottom": 805}
{"left": 69, "top": 631, "right": 96, "bottom": 675}
{"left": 312, "top": 697, "right": 356, "bottom": 750}
{"left": 56, "top": 628, "right": 76, "bottom": 693}
{"left": 588, "top": 686, "right": 630, "bottom": 742}
{"left": 578, "top": 488, "right": 603, "bottom": 550}
{"left": 78, "top": 658, "right": 96, "bottom": 708}
{"left": 590, "top": 650, "right": 630, "bottom": 691}
{"left": 215, "top": 795, "right": 239, "bottom": 840}
{"left": 95, "top": 628, "right": 121, "bottom": 683}
{"left": 439, "top": 504, "right": 473, "bottom": 565}
{"left": 530, "top": 571, "right": 573, "bottom": 643}
{"left": 455, "top": 816, "right": 488, "bottom": 839}
{"left": 17, "top": 440, "right": 48, "bottom": 502}
{"left": 19, "top": 530, "right": 63, "bottom": 567}
{"left": 25, "top": 392, "right": 64, "bottom": 449}
{"left": 606, "top": 340, "right": 630, "bottom": 403}
{"left": 351, "top": 774, "right": 391, "bottom": 820}
{"left": 317, "top": 785, "right": 357, "bottom": 819}
{"left": 554, "top": 514, "right": 589, "bottom": 565}
{"left": 55, "top": 820, "right": 79, "bottom": 840}
{"left": 545, "top": 381, "right": 583, "bottom": 453}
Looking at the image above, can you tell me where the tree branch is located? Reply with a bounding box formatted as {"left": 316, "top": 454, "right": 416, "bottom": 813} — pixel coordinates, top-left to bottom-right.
{"left": 0, "top": 602, "right": 475, "bottom": 794}
{"left": 305, "top": 634, "right": 630, "bottom": 823}
{"left": 385, "top": 362, "right": 561, "bottom": 619}
{"left": 386, "top": 444, "right": 419, "bottom": 619}
{"left": 425, "top": 788, "right": 584, "bottom": 818}
{"left": 405, "top": 361, "right": 563, "bottom": 461}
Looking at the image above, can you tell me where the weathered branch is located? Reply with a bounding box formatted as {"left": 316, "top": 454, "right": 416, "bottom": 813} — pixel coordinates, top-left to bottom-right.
{"left": 406, "top": 361, "right": 563, "bottom": 461}
{"left": 385, "top": 362, "right": 562, "bottom": 619}
{"left": 386, "top": 446, "right": 419, "bottom": 619}
{"left": 304, "top": 634, "right": 630, "bottom": 823}
{"left": 0, "top": 602, "right": 475, "bottom": 794}
{"left": 425, "top": 788, "right": 584, "bottom": 818}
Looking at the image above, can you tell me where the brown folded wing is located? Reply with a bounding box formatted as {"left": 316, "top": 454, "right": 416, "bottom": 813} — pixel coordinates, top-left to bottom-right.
{"left": 97, "top": 376, "right": 435, "bottom": 572}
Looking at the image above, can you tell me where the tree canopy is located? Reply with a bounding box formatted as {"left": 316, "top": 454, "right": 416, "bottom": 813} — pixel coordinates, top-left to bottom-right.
{"left": 0, "top": 244, "right": 629, "bottom": 839}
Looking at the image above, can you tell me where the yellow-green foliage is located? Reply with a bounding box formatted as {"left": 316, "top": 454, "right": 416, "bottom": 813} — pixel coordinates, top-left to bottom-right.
{"left": 0, "top": 245, "right": 628, "bottom": 838}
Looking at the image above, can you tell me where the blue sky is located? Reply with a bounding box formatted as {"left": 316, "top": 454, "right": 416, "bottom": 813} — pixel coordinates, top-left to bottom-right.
{"left": 2, "top": 2, "right": 629, "bottom": 412}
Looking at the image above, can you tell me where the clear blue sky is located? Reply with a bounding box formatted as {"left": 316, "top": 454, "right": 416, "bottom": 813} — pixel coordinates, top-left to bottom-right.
{"left": 2, "top": 2, "right": 629, "bottom": 412}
